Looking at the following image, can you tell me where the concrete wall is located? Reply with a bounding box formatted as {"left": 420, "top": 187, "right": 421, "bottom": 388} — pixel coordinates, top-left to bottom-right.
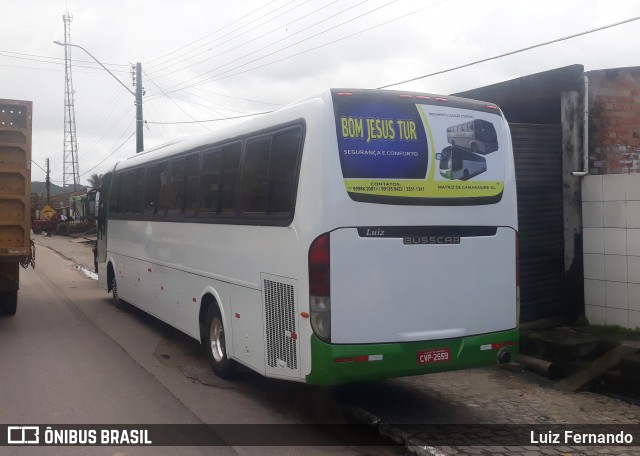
{"left": 582, "top": 67, "right": 640, "bottom": 329}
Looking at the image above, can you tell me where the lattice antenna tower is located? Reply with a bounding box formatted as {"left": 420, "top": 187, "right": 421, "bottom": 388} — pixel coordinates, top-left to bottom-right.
{"left": 62, "top": 12, "right": 80, "bottom": 191}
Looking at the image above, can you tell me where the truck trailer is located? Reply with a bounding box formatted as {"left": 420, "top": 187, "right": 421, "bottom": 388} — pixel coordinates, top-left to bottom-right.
{"left": 0, "top": 99, "right": 33, "bottom": 316}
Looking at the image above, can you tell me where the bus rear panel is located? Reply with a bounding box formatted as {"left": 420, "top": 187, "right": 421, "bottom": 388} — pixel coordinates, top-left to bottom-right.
{"left": 304, "top": 89, "right": 518, "bottom": 384}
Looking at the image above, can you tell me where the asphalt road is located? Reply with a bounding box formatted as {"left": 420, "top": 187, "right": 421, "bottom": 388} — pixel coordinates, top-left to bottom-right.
{"left": 0, "top": 245, "right": 405, "bottom": 456}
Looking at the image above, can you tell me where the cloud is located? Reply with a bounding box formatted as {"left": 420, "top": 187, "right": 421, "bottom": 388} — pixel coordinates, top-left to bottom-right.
{"left": 1, "top": 0, "right": 638, "bottom": 184}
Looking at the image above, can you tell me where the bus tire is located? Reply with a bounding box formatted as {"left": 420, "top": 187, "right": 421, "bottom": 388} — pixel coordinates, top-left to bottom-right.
{"left": 56, "top": 222, "right": 70, "bottom": 236}
{"left": 471, "top": 143, "right": 478, "bottom": 153}
{"left": 204, "top": 305, "right": 236, "bottom": 379}
{"left": 111, "top": 276, "right": 128, "bottom": 310}
{"left": 463, "top": 169, "right": 470, "bottom": 179}
{"left": 0, "top": 291, "right": 18, "bottom": 316}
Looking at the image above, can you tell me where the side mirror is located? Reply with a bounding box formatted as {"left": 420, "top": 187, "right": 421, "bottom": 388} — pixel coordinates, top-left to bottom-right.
{"left": 435, "top": 153, "right": 442, "bottom": 161}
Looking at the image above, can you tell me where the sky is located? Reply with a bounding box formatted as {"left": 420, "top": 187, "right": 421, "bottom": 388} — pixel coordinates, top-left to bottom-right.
{"left": 1, "top": 0, "right": 639, "bottom": 186}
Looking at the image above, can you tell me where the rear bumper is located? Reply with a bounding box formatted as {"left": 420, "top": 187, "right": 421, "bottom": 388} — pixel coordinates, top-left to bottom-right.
{"left": 306, "top": 328, "right": 519, "bottom": 385}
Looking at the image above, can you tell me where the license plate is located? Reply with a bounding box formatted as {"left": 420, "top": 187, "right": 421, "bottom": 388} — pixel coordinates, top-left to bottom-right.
{"left": 416, "top": 348, "right": 451, "bottom": 365}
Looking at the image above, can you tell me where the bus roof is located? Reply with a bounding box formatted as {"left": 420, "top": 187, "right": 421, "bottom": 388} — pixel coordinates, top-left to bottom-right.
{"left": 111, "top": 88, "right": 503, "bottom": 173}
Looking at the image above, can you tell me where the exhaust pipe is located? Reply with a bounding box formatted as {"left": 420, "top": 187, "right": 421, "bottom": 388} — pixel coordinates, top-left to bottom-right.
{"left": 497, "top": 347, "right": 512, "bottom": 365}
{"left": 517, "top": 354, "right": 559, "bottom": 379}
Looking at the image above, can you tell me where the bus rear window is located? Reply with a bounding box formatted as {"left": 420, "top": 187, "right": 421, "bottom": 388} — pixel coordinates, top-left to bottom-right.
{"left": 332, "top": 90, "right": 507, "bottom": 205}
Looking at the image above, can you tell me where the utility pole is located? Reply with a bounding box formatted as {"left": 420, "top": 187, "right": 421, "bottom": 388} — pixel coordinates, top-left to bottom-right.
{"left": 45, "top": 158, "right": 51, "bottom": 205}
{"left": 54, "top": 40, "right": 144, "bottom": 154}
{"left": 134, "top": 63, "right": 144, "bottom": 153}
{"left": 45, "top": 158, "right": 52, "bottom": 237}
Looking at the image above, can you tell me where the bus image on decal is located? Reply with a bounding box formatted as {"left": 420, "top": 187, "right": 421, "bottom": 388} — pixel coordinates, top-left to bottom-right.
{"left": 438, "top": 146, "right": 487, "bottom": 181}
{"left": 90, "top": 88, "right": 519, "bottom": 386}
{"left": 446, "top": 119, "right": 499, "bottom": 154}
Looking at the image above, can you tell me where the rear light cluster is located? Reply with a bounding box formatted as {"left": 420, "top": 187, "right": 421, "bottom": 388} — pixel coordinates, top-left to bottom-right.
{"left": 309, "top": 233, "right": 331, "bottom": 342}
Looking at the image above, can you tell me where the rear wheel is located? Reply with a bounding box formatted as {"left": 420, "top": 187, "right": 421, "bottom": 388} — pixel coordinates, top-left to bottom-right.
{"left": 56, "top": 222, "right": 70, "bottom": 236}
{"left": 204, "top": 305, "right": 236, "bottom": 379}
{"left": 33, "top": 228, "right": 43, "bottom": 235}
{"left": 0, "top": 291, "right": 17, "bottom": 316}
{"left": 463, "top": 169, "right": 470, "bottom": 179}
{"left": 111, "top": 276, "right": 128, "bottom": 310}
{"left": 471, "top": 143, "right": 478, "bottom": 153}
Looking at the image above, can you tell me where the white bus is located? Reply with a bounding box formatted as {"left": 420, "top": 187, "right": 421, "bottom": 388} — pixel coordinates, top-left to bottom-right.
{"left": 438, "top": 146, "right": 487, "bottom": 180}
{"left": 446, "top": 119, "right": 499, "bottom": 154}
{"left": 93, "top": 89, "right": 519, "bottom": 385}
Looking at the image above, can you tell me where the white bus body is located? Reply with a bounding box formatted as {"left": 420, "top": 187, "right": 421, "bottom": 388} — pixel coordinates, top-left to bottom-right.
{"left": 95, "top": 89, "right": 519, "bottom": 385}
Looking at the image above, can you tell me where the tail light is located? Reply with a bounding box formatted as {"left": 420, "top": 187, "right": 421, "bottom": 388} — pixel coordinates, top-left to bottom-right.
{"left": 309, "top": 233, "right": 331, "bottom": 342}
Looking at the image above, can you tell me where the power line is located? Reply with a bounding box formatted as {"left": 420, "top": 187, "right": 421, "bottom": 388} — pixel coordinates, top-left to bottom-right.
{"left": 177, "top": 86, "right": 283, "bottom": 107}
{"left": 154, "top": 0, "right": 447, "bottom": 96}
{"left": 153, "top": 0, "right": 358, "bottom": 82}
{"left": 31, "top": 159, "right": 47, "bottom": 174}
{"left": 145, "top": 111, "right": 272, "bottom": 124}
{"left": 77, "top": 104, "right": 134, "bottom": 161}
{"left": 377, "top": 14, "right": 640, "bottom": 89}
{"left": 143, "top": 72, "right": 283, "bottom": 107}
{"left": 77, "top": 89, "right": 129, "bottom": 148}
{"left": 143, "top": 71, "right": 213, "bottom": 132}
{"left": 0, "top": 50, "right": 129, "bottom": 73}
{"left": 80, "top": 130, "right": 136, "bottom": 177}
{"left": 0, "top": 60, "right": 129, "bottom": 75}
{"left": 151, "top": 0, "right": 311, "bottom": 75}
{"left": 145, "top": 0, "right": 280, "bottom": 67}
{"left": 146, "top": 71, "right": 263, "bottom": 116}
{"left": 155, "top": 0, "right": 393, "bottom": 93}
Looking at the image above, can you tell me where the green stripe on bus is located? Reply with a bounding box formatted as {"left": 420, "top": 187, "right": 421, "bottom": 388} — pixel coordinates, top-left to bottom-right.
{"left": 306, "top": 328, "right": 519, "bottom": 385}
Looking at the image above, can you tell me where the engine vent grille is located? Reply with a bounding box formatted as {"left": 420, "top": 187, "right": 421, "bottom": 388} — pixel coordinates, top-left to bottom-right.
{"left": 264, "top": 279, "right": 297, "bottom": 371}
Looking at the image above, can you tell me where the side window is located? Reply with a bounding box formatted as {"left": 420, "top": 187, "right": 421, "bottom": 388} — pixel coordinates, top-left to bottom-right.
{"left": 110, "top": 172, "right": 122, "bottom": 214}
{"left": 144, "top": 163, "right": 160, "bottom": 216}
{"left": 220, "top": 143, "right": 241, "bottom": 213}
{"left": 242, "top": 137, "right": 271, "bottom": 213}
{"left": 269, "top": 129, "right": 302, "bottom": 214}
{"left": 184, "top": 153, "right": 200, "bottom": 217}
{"left": 168, "top": 157, "right": 186, "bottom": 216}
{"left": 144, "top": 161, "right": 169, "bottom": 216}
{"left": 199, "top": 149, "right": 221, "bottom": 214}
{"left": 241, "top": 127, "right": 302, "bottom": 217}
{"left": 452, "top": 151, "right": 463, "bottom": 171}
{"left": 134, "top": 167, "right": 146, "bottom": 214}
{"left": 101, "top": 172, "right": 112, "bottom": 216}
{"left": 122, "top": 170, "right": 137, "bottom": 215}
{"left": 157, "top": 161, "right": 170, "bottom": 216}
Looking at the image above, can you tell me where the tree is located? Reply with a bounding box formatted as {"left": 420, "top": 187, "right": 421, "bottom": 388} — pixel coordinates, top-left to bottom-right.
{"left": 86, "top": 173, "right": 103, "bottom": 189}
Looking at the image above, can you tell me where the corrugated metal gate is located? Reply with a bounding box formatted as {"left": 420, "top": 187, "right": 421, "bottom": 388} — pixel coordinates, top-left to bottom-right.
{"left": 510, "top": 123, "right": 566, "bottom": 322}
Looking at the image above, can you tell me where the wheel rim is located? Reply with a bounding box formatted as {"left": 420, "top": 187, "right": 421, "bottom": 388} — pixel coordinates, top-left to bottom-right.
{"left": 209, "top": 317, "right": 225, "bottom": 362}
